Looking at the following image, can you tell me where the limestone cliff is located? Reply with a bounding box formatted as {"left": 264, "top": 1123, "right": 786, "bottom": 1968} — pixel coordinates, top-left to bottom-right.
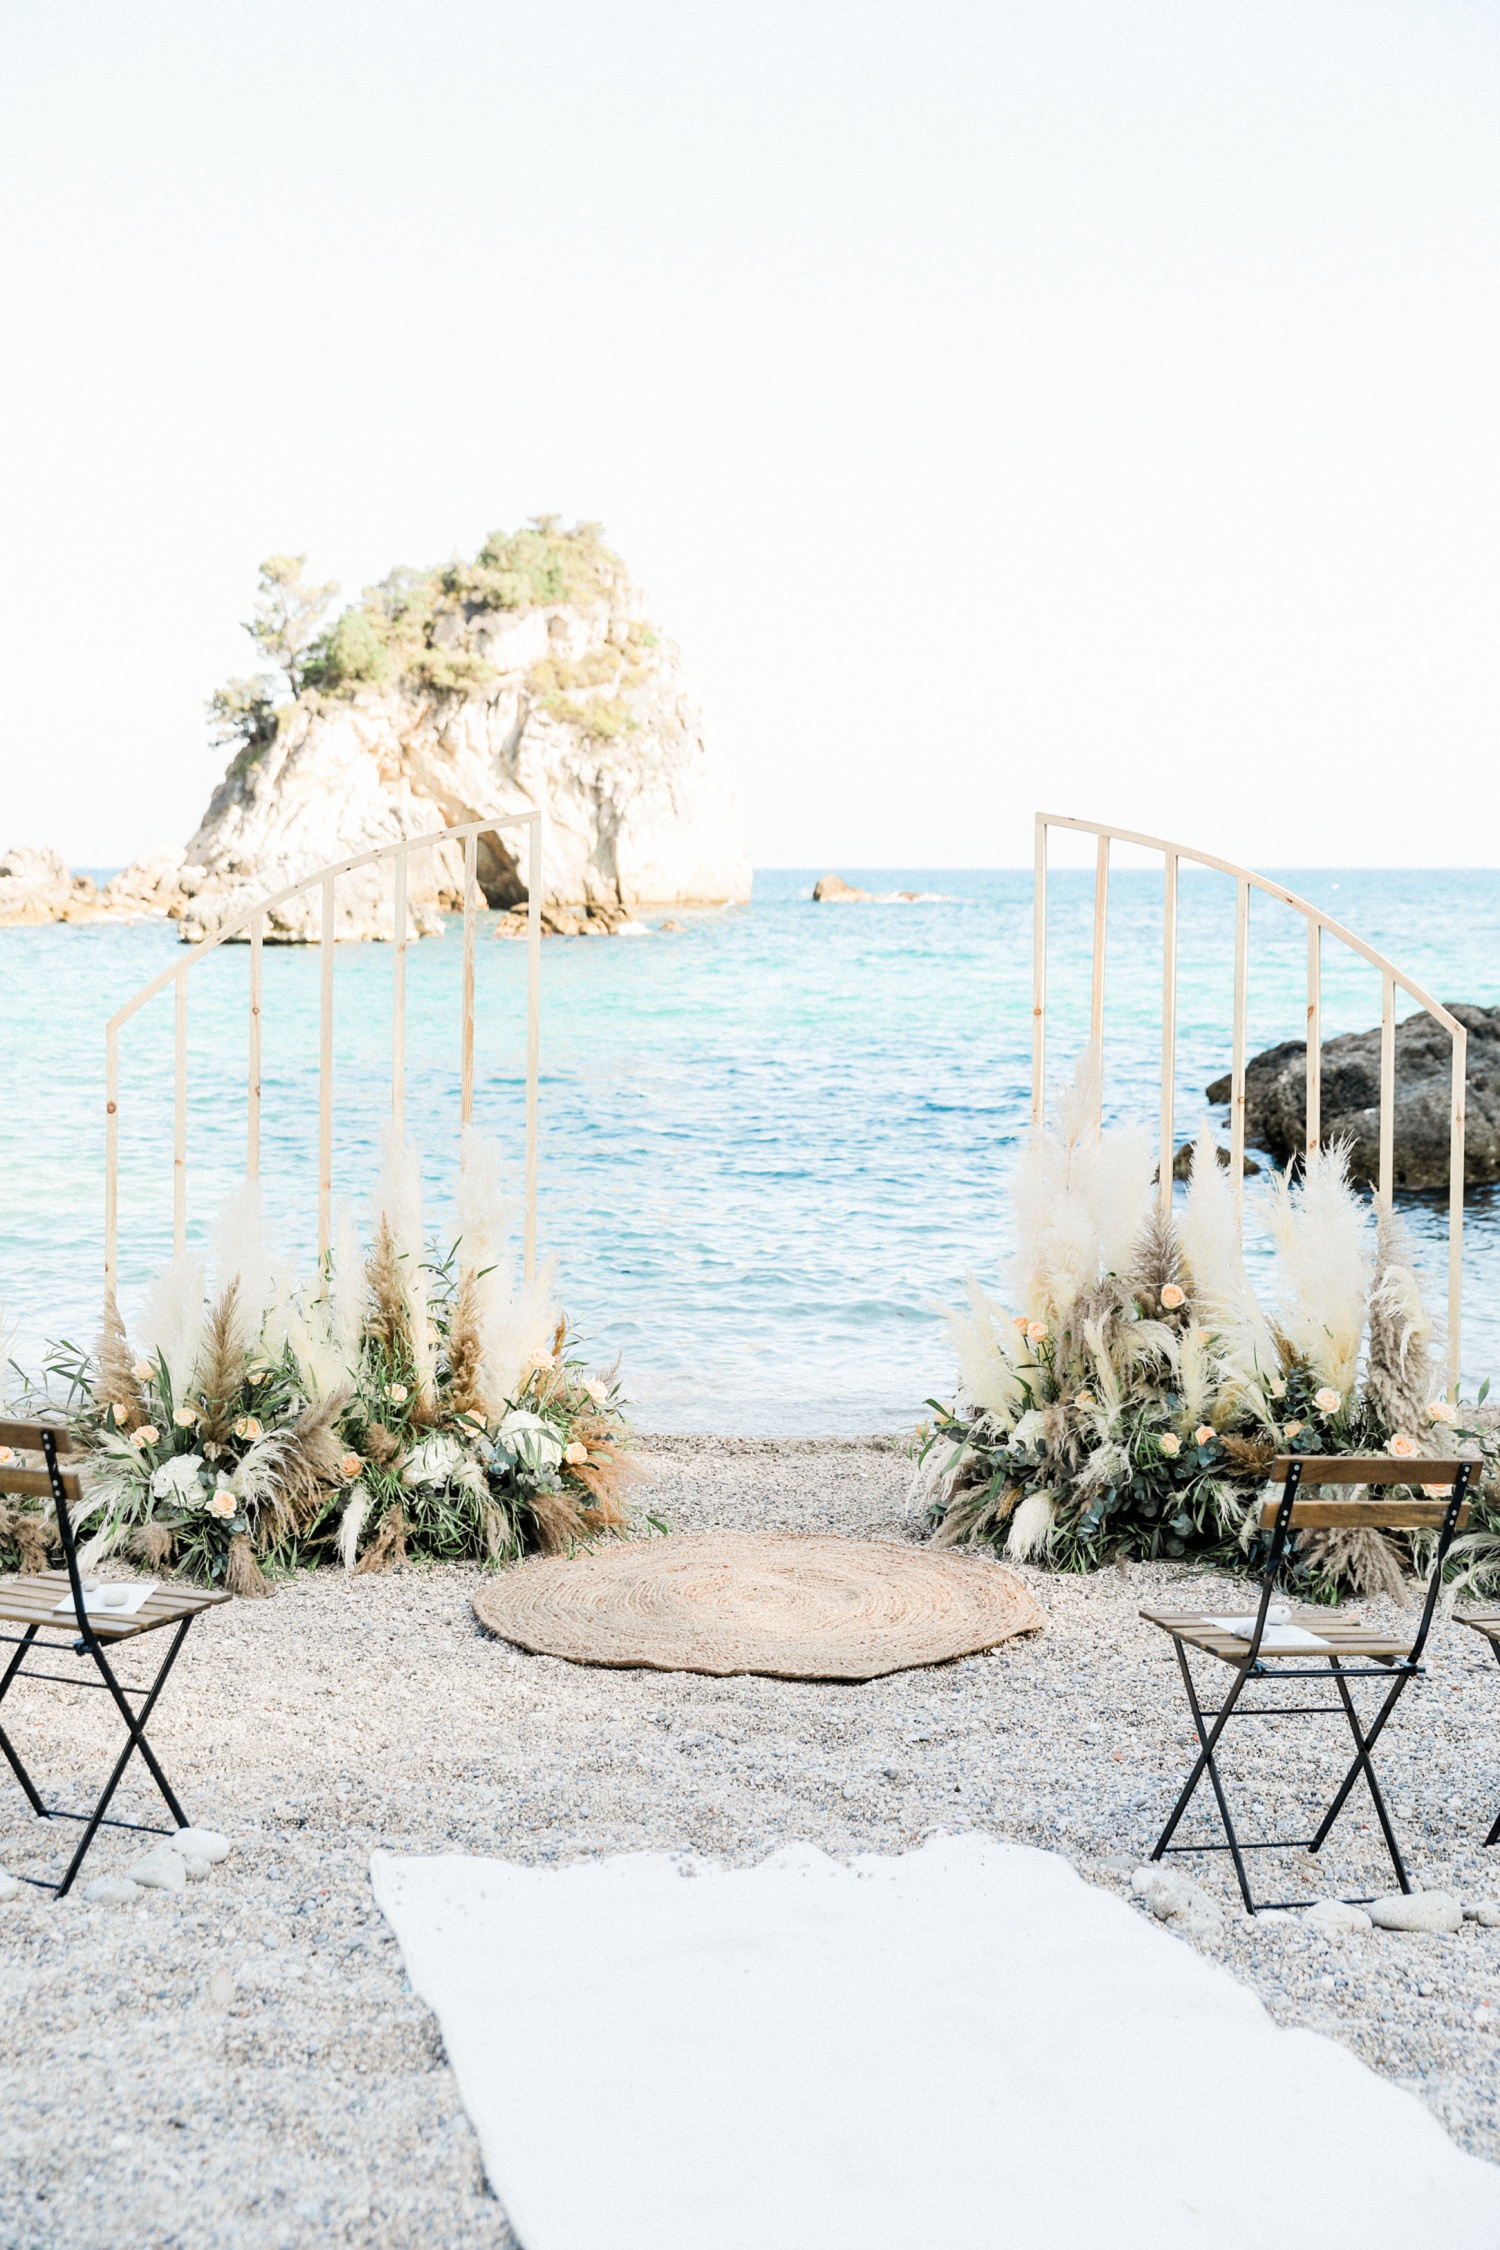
{"left": 116, "top": 522, "right": 751, "bottom": 942}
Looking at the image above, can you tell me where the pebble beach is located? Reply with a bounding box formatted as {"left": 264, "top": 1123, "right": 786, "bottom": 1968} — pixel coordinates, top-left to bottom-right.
{"left": 2, "top": 1436, "right": 1499, "bottom": 2248}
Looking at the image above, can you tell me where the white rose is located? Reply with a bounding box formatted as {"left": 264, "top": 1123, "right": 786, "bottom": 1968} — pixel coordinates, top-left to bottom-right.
{"left": 149, "top": 1453, "right": 206, "bottom": 1506}
{"left": 1313, "top": 1388, "right": 1341, "bottom": 1414}
{"left": 496, "top": 1409, "right": 564, "bottom": 1478}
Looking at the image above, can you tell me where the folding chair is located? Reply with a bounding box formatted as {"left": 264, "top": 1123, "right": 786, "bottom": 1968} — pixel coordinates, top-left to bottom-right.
{"left": 1139, "top": 1453, "right": 1472, "bottom": 1915}
{"left": 1454, "top": 1609, "right": 1500, "bottom": 1847}
{"left": 0, "top": 1417, "right": 229, "bottom": 1896}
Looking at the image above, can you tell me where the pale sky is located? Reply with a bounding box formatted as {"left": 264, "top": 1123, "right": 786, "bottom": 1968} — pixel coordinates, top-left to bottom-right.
{"left": 1, "top": 0, "right": 1496, "bottom": 871}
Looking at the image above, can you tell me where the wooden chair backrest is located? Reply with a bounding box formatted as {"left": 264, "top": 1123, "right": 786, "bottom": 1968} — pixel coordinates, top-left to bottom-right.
{"left": 0, "top": 1419, "right": 83, "bottom": 1506}
{"left": 1259, "top": 1456, "right": 1472, "bottom": 1531}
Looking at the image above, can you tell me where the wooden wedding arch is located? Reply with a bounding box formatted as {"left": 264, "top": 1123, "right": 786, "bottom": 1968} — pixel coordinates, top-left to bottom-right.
{"left": 1031, "top": 812, "right": 1468, "bottom": 1382}
{"left": 103, "top": 816, "right": 542, "bottom": 1289}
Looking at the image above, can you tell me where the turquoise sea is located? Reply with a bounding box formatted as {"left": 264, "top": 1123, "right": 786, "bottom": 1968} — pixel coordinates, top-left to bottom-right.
{"left": 2, "top": 867, "right": 1499, "bottom": 1432}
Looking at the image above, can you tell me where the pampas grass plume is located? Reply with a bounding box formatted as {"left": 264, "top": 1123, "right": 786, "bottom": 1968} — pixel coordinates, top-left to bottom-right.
{"left": 139, "top": 1252, "right": 207, "bottom": 1405}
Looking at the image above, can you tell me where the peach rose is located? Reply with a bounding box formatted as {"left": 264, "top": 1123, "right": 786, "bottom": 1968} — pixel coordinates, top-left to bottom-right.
{"left": 564, "top": 1441, "right": 588, "bottom": 1467}
{"left": 1027, "top": 1321, "right": 1048, "bottom": 1344}
{"left": 129, "top": 1425, "right": 160, "bottom": 1449}
{"left": 131, "top": 1361, "right": 154, "bottom": 1383}
{"left": 1313, "top": 1388, "right": 1341, "bottom": 1414}
{"left": 1194, "top": 1425, "right": 1215, "bottom": 1446}
{"left": 1159, "top": 1432, "right": 1181, "bottom": 1457}
{"left": 338, "top": 1452, "right": 363, "bottom": 1481}
{"left": 207, "top": 1490, "right": 236, "bottom": 1519}
{"left": 1284, "top": 1422, "right": 1303, "bottom": 1439}
{"left": 583, "top": 1379, "right": 608, "bottom": 1405}
{"left": 1390, "top": 1431, "right": 1418, "bottom": 1458}
{"left": 1075, "top": 1391, "right": 1096, "bottom": 1410}
{"left": 1012, "top": 1313, "right": 1029, "bottom": 1332}
{"left": 233, "top": 1416, "right": 262, "bottom": 1441}
{"left": 173, "top": 1405, "right": 198, "bottom": 1428}
{"left": 385, "top": 1383, "right": 409, "bottom": 1405}
{"left": 1427, "top": 1398, "right": 1457, "bottom": 1426}
{"left": 1160, "top": 1284, "right": 1185, "bottom": 1310}
{"left": 0, "top": 1447, "right": 13, "bottom": 1466}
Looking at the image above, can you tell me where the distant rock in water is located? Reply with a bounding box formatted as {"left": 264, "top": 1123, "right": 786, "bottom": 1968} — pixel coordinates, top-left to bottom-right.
{"left": 813, "top": 874, "right": 871, "bottom": 902}
{"left": 0, "top": 846, "right": 102, "bottom": 925}
{"left": 115, "top": 521, "right": 751, "bottom": 944}
{"left": 1205, "top": 1004, "right": 1500, "bottom": 1187}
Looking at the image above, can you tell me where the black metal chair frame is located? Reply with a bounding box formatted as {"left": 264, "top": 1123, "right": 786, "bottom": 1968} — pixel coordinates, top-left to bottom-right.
{"left": 1149, "top": 1456, "right": 1473, "bottom": 1916}
{"left": 0, "top": 1427, "right": 203, "bottom": 1897}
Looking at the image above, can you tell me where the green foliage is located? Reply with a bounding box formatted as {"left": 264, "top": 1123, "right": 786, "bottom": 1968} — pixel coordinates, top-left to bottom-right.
{"left": 544, "top": 694, "right": 638, "bottom": 739}
{"left": 206, "top": 675, "right": 280, "bottom": 757}
{"left": 303, "top": 605, "right": 394, "bottom": 696}
{"left": 209, "top": 519, "right": 644, "bottom": 750}
{"left": 244, "top": 554, "right": 339, "bottom": 698}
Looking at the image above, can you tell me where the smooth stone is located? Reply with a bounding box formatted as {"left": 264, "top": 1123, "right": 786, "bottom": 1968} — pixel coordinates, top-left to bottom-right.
{"left": 1130, "top": 1865, "right": 1223, "bottom": 1925}
{"left": 0, "top": 1873, "right": 20, "bottom": 1902}
{"left": 1464, "top": 1901, "right": 1500, "bottom": 1927}
{"left": 1368, "top": 1891, "right": 1464, "bottom": 1934}
{"left": 1303, "top": 1898, "right": 1373, "bottom": 1933}
{"left": 84, "top": 1876, "right": 142, "bottom": 1904}
{"left": 127, "top": 1845, "right": 188, "bottom": 1893}
{"left": 171, "top": 1828, "right": 232, "bottom": 1864}
{"left": 180, "top": 1856, "right": 213, "bottom": 1882}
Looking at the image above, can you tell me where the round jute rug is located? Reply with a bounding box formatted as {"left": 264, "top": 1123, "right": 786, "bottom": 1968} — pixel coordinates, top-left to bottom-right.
{"left": 470, "top": 1532, "right": 1044, "bottom": 1681}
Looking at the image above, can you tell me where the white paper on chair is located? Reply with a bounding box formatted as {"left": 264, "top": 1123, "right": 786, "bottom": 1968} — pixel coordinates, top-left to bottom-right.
{"left": 372, "top": 1834, "right": 1500, "bottom": 2250}
{"left": 53, "top": 1580, "right": 158, "bottom": 1619}
{"left": 1206, "top": 1615, "right": 1332, "bottom": 1650}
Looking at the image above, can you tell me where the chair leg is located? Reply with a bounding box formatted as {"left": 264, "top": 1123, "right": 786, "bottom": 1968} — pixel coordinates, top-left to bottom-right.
{"left": 0, "top": 1627, "right": 49, "bottom": 1817}
{"left": 1309, "top": 1661, "right": 1412, "bottom": 1893}
{"left": 50, "top": 1622, "right": 195, "bottom": 1897}
{"left": 1153, "top": 1640, "right": 1257, "bottom": 1912}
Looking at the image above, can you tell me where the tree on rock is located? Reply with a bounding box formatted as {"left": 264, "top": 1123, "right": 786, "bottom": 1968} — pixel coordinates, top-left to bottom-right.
{"left": 244, "top": 554, "right": 339, "bottom": 698}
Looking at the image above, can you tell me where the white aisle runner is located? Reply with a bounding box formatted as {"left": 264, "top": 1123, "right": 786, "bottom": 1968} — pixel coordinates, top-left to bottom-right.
{"left": 372, "top": 1835, "right": 1500, "bottom": 2250}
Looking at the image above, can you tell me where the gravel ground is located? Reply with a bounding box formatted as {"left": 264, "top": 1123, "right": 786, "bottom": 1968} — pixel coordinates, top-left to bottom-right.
{"left": 2, "top": 1434, "right": 1499, "bottom": 2247}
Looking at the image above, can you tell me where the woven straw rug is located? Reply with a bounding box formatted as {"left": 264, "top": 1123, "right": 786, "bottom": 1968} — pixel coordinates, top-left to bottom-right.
{"left": 470, "top": 1531, "right": 1043, "bottom": 1679}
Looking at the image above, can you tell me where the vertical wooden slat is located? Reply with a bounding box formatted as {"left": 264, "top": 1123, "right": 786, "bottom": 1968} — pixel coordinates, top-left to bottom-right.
{"left": 1305, "top": 920, "right": 1321, "bottom": 1163}
{"left": 1231, "top": 877, "right": 1249, "bottom": 1227}
{"left": 1090, "top": 834, "right": 1109, "bottom": 1125}
{"left": 319, "top": 873, "right": 335, "bottom": 1255}
{"left": 1449, "top": 1022, "right": 1467, "bottom": 1388}
{"left": 392, "top": 848, "right": 407, "bottom": 1137}
{"left": 104, "top": 1026, "right": 119, "bottom": 1292}
{"left": 1031, "top": 816, "right": 1047, "bottom": 1129}
{"left": 247, "top": 910, "right": 263, "bottom": 1181}
{"left": 1159, "top": 851, "right": 1177, "bottom": 1211}
{"left": 461, "top": 829, "right": 478, "bottom": 1127}
{"left": 173, "top": 970, "right": 188, "bottom": 1254}
{"left": 1379, "top": 971, "right": 1395, "bottom": 1203}
{"left": 524, "top": 816, "right": 542, "bottom": 1282}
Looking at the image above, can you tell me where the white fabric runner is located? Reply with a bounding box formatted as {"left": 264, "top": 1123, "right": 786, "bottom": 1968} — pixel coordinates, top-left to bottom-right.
{"left": 372, "top": 1835, "right": 1500, "bottom": 2250}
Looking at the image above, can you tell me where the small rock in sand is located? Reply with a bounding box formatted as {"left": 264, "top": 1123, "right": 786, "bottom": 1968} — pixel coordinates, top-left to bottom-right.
{"left": 127, "top": 1845, "right": 188, "bottom": 1893}
{"left": 1304, "top": 1898, "right": 1373, "bottom": 1933}
{"left": 83, "top": 1876, "right": 142, "bottom": 1905}
{"left": 0, "top": 1873, "right": 20, "bottom": 1903}
{"left": 173, "top": 1827, "right": 233, "bottom": 1863}
{"left": 207, "top": 1969, "right": 235, "bottom": 2006}
{"left": 1465, "top": 1901, "right": 1500, "bottom": 1927}
{"left": 1131, "top": 1865, "right": 1223, "bottom": 1926}
{"left": 1368, "top": 1891, "right": 1463, "bottom": 1934}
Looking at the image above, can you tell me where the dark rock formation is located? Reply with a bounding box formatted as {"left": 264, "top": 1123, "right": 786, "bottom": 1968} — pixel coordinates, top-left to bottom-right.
{"left": 1205, "top": 1005, "right": 1500, "bottom": 1189}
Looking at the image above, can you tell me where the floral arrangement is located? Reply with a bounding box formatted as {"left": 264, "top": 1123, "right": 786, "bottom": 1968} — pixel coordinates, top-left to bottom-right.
{"left": 916, "top": 1048, "right": 1498, "bottom": 1602}
{"left": 33, "top": 1128, "right": 639, "bottom": 1596}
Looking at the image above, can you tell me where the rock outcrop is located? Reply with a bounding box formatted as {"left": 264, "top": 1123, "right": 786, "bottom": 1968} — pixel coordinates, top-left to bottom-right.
{"left": 1205, "top": 1004, "right": 1500, "bottom": 1188}
{"left": 813, "top": 874, "right": 871, "bottom": 902}
{"left": 115, "top": 522, "right": 751, "bottom": 943}
{"left": 0, "top": 846, "right": 105, "bottom": 925}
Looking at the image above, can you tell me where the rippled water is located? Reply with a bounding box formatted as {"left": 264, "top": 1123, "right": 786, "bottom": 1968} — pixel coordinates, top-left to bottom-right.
{"left": 3, "top": 867, "right": 1499, "bottom": 1430}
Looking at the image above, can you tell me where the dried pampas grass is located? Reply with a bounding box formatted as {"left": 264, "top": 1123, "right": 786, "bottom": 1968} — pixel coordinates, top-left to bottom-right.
{"left": 225, "top": 1533, "right": 270, "bottom": 1598}
{"left": 369, "top": 1129, "right": 438, "bottom": 1414}
{"left": 139, "top": 1252, "right": 207, "bottom": 1408}
{"left": 93, "top": 1291, "right": 145, "bottom": 1424}
{"left": 1014, "top": 1044, "right": 1156, "bottom": 1328}
{"left": 1263, "top": 1144, "right": 1371, "bottom": 1399}
{"left": 196, "top": 1282, "right": 248, "bottom": 1444}
{"left": 1178, "top": 1121, "right": 1276, "bottom": 1387}
{"left": 353, "top": 1504, "right": 407, "bottom": 1574}
{"left": 1366, "top": 1197, "right": 1444, "bottom": 1437}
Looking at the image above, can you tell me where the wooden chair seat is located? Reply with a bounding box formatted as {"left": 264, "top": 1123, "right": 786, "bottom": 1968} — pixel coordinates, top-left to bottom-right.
{"left": 1139, "top": 1605, "right": 1415, "bottom": 1665}
{"left": 0, "top": 1571, "right": 228, "bottom": 1641}
{"left": 1459, "top": 1609, "right": 1500, "bottom": 1651}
